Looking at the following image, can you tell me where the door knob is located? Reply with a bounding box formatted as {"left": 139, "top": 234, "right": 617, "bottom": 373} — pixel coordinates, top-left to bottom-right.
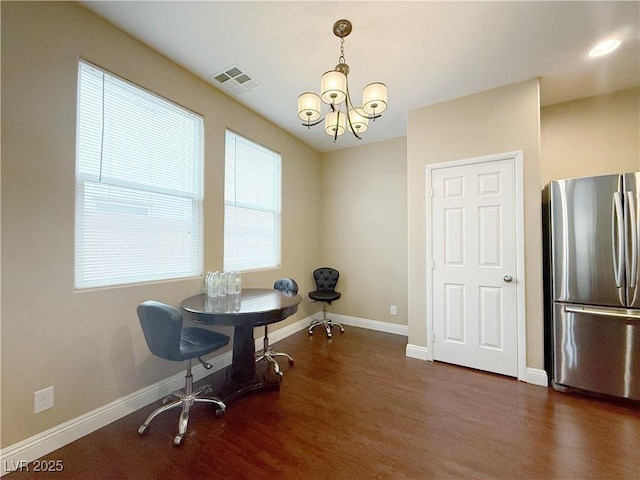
{"left": 503, "top": 275, "right": 513, "bottom": 283}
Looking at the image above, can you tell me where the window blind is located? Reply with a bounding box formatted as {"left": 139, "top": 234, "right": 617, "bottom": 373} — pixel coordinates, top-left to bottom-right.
{"left": 75, "top": 61, "right": 203, "bottom": 289}
{"left": 224, "top": 130, "right": 281, "bottom": 272}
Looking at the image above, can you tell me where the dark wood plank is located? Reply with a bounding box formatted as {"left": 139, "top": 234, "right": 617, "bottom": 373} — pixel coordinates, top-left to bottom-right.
{"left": 5, "top": 327, "right": 640, "bottom": 479}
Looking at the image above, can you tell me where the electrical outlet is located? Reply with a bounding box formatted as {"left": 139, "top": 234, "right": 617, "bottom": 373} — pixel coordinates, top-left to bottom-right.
{"left": 34, "top": 386, "right": 54, "bottom": 414}
{"left": 390, "top": 305, "right": 397, "bottom": 315}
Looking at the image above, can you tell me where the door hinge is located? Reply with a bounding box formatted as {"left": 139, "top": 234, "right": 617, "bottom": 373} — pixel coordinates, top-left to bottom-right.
{"left": 430, "top": 188, "right": 434, "bottom": 198}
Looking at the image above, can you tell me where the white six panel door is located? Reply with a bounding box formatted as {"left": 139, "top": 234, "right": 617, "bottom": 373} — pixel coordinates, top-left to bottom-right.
{"left": 431, "top": 158, "right": 518, "bottom": 377}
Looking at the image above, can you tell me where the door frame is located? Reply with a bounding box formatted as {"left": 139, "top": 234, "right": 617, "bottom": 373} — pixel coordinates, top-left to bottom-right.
{"left": 425, "top": 151, "right": 527, "bottom": 381}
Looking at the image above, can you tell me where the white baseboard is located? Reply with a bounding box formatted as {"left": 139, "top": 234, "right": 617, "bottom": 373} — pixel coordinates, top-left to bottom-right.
{"left": 0, "top": 351, "right": 232, "bottom": 476}
{"left": 403, "top": 344, "right": 549, "bottom": 388}
{"left": 525, "top": 367, "right": 549, "bottom": 387}
{"left": 405, "top": 343, "right": 429, "bottom": 360}
{"left": 328, "top": 313, "right": 409, "bottom": 336}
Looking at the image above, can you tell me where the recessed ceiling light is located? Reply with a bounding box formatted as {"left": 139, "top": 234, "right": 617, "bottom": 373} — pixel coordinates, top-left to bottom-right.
{"left": 588, "top": 39, "right": 621, "bottom": 57}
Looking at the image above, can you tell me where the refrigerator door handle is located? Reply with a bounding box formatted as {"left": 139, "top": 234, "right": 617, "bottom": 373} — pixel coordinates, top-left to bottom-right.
{"left": 626, "top": 191, "right": 638, "bottom": 289}
{"left": 613, "top": 192, "right": 625, "bottom": 287}
{"left": 565, "top": 305, "right": 640, "bottom": 320}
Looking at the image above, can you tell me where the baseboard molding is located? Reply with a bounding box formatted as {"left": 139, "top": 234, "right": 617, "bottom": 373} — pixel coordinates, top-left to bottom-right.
{"left": 403, "top": 346, "right": 549, "bottom": 388}
{"left": 328, "top": 313, "right": 409, "bottom": 336}
{"left": 525, "top": 367, "right": 549, "bottom": 387}
{"left": 0, "top": 351, "right": 232, "bottom": 476}
{"left": 405, "top": 343, "right": 429, "bottom": 361}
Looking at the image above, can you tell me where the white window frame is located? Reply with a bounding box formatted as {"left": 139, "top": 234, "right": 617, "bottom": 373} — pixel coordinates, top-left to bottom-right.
{"left": 75, "top": 60, "right": 204, "bottom": 289}
{"left": 224, "top": 130, "right": 281, "bottom": 272}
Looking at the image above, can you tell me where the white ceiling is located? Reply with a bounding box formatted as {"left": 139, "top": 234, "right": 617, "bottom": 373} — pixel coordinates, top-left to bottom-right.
{"left": 79, "top": 1, "right": 639, "bottom": 153}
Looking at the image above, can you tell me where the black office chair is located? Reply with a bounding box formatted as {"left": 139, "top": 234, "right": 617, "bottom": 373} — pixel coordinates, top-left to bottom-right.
{"left": 308, "top": 267, "right": 345, "bottom": 338}
{"left": 136, "top": 300, "right": 230, "bottom": 446}
{"left": 255, "top": 278, "right": 298, "bottom": 377}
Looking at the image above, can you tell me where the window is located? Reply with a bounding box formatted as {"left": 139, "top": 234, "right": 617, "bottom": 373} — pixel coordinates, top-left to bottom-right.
{"left": 75, "top": 61, "right": 203, "bottom": 289}
{"left": 224, "top": 130, "right": 281, "bottom": 272}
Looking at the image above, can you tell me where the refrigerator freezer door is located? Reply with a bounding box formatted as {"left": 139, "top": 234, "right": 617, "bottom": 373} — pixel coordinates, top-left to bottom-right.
{"left": 550, "top": 174, "right": 624, "bottom": 307}
{"left": 552, "top": 303, "right": 640, "bottom": 400}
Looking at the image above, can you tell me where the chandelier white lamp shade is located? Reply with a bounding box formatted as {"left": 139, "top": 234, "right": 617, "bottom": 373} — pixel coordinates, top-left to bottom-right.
{"left": 347, "top": 107, "right": 368, "bottom": 134}
{"left": 297, "top": 19, "right": 387, "bottom": 142}
{"left": 320, "top": 70, "right": 347, "bottom": 105}
{"left": 362, "top": 82, "right": 388, "bottom": 116}
{"left": 325, "top": 110, "right": 346, "bottom": 137}
{"left": 298, "top": 92, "right": 322, "bottom": 122}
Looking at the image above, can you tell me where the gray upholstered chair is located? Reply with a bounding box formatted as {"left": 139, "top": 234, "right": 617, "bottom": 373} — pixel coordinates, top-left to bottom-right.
{"left": 136, "top": 300, "right": 230, "bottom": 446}
{"left": 255, "top": 278, "right": 298, "bottom": 377}
{"left": 308, "top": 267, "right": 345, "bottom": 338}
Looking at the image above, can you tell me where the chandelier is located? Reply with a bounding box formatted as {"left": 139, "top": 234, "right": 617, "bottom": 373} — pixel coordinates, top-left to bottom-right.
{"left": 297, "top": 19, "right": 388, "bottom": 142}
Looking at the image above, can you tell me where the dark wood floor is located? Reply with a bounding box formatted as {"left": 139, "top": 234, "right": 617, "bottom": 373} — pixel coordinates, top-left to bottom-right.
{"left": 6, "top": 326, "right": 640, "bottom": 479}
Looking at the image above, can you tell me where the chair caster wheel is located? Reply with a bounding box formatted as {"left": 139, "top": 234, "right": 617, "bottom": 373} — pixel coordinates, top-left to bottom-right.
{"left": 288, "top": 359, "right": 295, "bottom": 365}
{"left": 327, "top": 333, "right": 333, "bottom": 338}
{"left": 173, "top": 435, "right": 184, "bottom": 446}
{"left": 215, "top": 407, "right": 226, "bottom": 417}
{"left": 138, "top": 425, "right": 149, "bottom": 435}
{"left": 308, "top": 330, "right": 313, "bottom": 335}
{"left": 277, "top": 371, "right": 284, "bottom": 378}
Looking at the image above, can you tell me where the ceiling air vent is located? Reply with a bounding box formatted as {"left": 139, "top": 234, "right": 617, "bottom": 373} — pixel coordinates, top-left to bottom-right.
{"left": 208, "top": 64, "right": 262, "bottom": 95}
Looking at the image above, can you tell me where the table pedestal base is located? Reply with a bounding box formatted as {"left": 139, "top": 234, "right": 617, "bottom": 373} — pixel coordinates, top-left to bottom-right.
{"left": 216, "top": 360, "right": 282, "bottom": 405}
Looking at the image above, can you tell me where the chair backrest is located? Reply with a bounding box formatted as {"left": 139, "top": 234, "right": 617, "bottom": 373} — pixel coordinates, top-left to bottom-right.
{"left": 313, "top": 267, "right": 339, "bottom": 291}
{"left": 137, "top": 301, "right": 184, "bottom": 361}
{"left": 274, "top": 277, "right": 299, "bottom": 295}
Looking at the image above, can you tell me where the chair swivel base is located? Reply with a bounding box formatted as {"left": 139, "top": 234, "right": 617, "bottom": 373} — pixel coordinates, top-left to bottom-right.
{"left": 138, "top": 366, "right": 225, "bottom": 446}
{"left": 255, "top": 349, "right": 294, "bottom": 377}
{"left": 308, "top": 318, "right": 345, "bottom": 338}
{"left": 308, "top": 304, "right": 345, "bottom": 338}
{"left": 255, "top": 327, "right": 294, "bottom": 377}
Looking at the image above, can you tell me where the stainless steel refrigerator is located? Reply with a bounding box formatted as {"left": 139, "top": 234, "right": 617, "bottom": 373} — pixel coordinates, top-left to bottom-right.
{"left": 543, "top": 172, "right": 640, "bottom": 401}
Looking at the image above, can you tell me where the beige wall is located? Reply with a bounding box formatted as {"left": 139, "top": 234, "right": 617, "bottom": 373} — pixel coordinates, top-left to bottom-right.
{"left": 1, "top": 1, "right": 321, "bottom": 447}
{"left": 406, "top": 79, "right": 544, "bottom": 369}
{"left": 541, "top": 88, "right": 640, "bottom": 184}
{"left": 319, "top": 137, "right": 408, "bottom": 325}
